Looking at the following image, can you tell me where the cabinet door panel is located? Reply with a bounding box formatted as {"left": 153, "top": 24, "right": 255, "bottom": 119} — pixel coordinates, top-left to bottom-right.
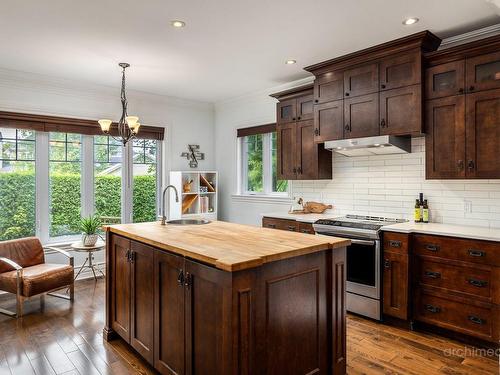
{"left": 154, "top": 251, "right": 185, "bottom": 375}
{"left": 380, "top": 50, "right": 421, "bottom": 90}
{"left": 344, "top": 93, "right": 379, "bottom": 138}
{"left": 110, "top": 235, "right": 131, "bottom": 342}
{"left": 425, "top": 96, "right": 466, "bottom": 179}
{"left": 314, "top": 71, "right": 344, "bottom": 104}
{"left": 344, "top": 63, "right": 379, "bottom": 98}
{"left": 466, "top": 89, "right": 500, "bottom": 178}
{"left": 276, "top": 123, "right": 297, "bottom": 180}
{"left": 185, "top": 260, "right": 232, "bottom": 375}
{"left": 277, "top": 99, "right": 296, "bottom": 125}
{"left": 383, "top": 251, "right": 408, "bottom": 320}
{"left": 380, "top": 85, "right": 422, "bottom": 135}
{"left": 466, "top": 51, "right": 500, "bottom": 93}
{"left": 314, "top": 99, "right": 343, "bottom": 142}
{"left": 425, "top": 61, "right": 465, "bottom": 100}
{"left": 130, "top": 241, "right": 155, "bottom": 363}
{"left": 296, "top": 94, "right": 314, "bottom": 121}
{"left": 296, "top": 120, "right": 317, "bottom": 180}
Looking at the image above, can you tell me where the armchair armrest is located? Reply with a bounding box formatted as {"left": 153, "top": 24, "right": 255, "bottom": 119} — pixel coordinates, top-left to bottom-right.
{"left": 44, "top": 246, "right": 74, "bottom": 266}
{"left": 0, "top": 257, "right": 22, "bottom": 271}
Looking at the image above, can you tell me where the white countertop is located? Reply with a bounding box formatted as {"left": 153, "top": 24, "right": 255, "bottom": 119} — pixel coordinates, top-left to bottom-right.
{"left": 261, "top": 212, "right": 340, "bottom": 223}
{"left": 382, "top": 222, "right": 500, "bottom": 242}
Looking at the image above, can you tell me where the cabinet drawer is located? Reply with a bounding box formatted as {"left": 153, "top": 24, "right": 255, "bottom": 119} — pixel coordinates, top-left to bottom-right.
{"left": 262, "top": 217, "right": 298, "bottom": 232}
{"left": 415, "top": 257, "right": 492, "bottom": 299}
{"left": 298, "top": 222, "right": 315, "bottom": 234}
{"left": 383, "top": 232, "right": 409, "bottom": 255}
{"left": 415, "top": 291, "right": 495, "bottom": 341}
{"left": 413, "top": 234, "right": 500, "bottom": 267}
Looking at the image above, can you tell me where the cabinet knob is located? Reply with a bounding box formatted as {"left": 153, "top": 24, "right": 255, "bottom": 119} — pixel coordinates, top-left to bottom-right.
{"left": 314, "top": 99, "right": 319, "bottom": 103}
{"left": 380, "top": 119, "right": 386, "bottom": 128}
{"left": 468, "top": 160, "right": 475, "bottom": 171}
{"left": 314, "top": 128, "right": 320, "bottom": 136}
{"left": 457, "top": 160, "right": 464, "bottom": 170}
{"left": 381, "top": 84, "right": 386, "bottom": 89}
{"left": 469, "top": 86, "right": 475, "bottom": 92}
{"left": 344, "top": 124, "right": 350, "bottom": 131}
{"left": 345, "top": 92, "right": 350, "bottom": 96}
{"left": 292, "top": 117, "right": 296, "bottom": 121}
{"left": 297, "top": 116, "right": 301, "bottom": 120}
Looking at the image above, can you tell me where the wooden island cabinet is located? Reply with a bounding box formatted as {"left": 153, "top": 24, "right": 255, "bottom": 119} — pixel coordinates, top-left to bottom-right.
{"left": 104, "top": 221, "right": 349, "bottom": 375}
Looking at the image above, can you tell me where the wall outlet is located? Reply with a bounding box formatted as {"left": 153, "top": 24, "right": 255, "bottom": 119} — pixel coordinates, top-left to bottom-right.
{"left": 464, "top": 200, "right": 473, "bottom": 213}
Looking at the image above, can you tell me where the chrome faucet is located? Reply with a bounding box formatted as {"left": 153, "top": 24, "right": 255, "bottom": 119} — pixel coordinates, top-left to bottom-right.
{"left": 160, "top": 185, "right": 179, "bottom": 225}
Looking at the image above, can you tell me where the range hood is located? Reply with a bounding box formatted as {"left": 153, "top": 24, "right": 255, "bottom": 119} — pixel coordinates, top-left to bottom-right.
{"left": 324, "top": 135, "right": 411, "bottom": 157}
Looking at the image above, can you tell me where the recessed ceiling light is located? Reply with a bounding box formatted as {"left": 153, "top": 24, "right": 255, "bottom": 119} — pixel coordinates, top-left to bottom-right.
{"left": 402, "top": 17, "right": 419, "bottom": 25}
{"left": 171, "top": 20, "right": 186, "bottom": 28}
{"left": 285, "top": 59, "right": 297, "bottom": 65}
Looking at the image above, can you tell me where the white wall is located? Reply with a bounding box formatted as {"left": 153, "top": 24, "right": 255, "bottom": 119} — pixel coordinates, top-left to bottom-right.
{"left": 0, "top": 67, "right": 215, "bottom": 277}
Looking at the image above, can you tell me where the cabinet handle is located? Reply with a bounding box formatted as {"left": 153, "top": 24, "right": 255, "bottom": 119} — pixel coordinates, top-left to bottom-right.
{"left": 425, "top": 244, "right": 440, "bottom": 252}
{"left": 184, "top": 272, "right": 191, "bottom": 289}
{"left": 300, "top": 229, "right": 310, "bottom": 233}
{"left": 345, "top": 92, "right": 350, "bottom": 96}
{"left": 425, "top": 304, "right": 441, "bottom": 314}
{"left": 297, "top": 116, "right": 301, "bottom": 120}
{"left": 344, "top": 124, "right": 350, "bottom": 131}
{"left": 297, "top": 166, "right": 302, "bottom": 174}
{"left": 293, "top": 167, "right": 297, "bottom": 174}
{"left": 468, "top": 315, "right": 485, "bottom": 325}
{"left": 267, "top": 223, "right": 276, "bottom": 228}
{"left": 130, "top": 251, "right": 135, "bottom": 263}
{"left": 457, "top": 160, "right": 464, "bottom": 170}
{"left": 468, "top": 160, "right": 475, "bottom": 171}
{"left": 287, "top": 225, "right": 296, "bottom": 231}
{"left": 381, "top": 84, "right": 386, "bottom": 89}
{"left": 177, "top": 269, "right": 184, "bottom": 286}
{"left": 314, "top": 99, "right": 319, "bottom": 103}
{"left": 458, "top": 88, "right": 464, "bottom": 94}
{"left": 389, "top": 240, "right": 402, "bottom": 248}
{"left": 292, "top": 117, "right": 296, "bottom": 121}
{"left": 424, "top": 270, "right": 441, "bottom": 279}
{"left": 469, "top": 86, "right": 475, "bottom": 92}
{"left": 468, "top": 249, "right": 485, "bottom": 257}
{"left": 314, "top": 128, "right": 320, "bottom": 136}
{"left": 468, "top": 278, "right": 488, "bottom": 288}
{"left": 126, "top": 250, "right": 131, "bottom": 262}
{"left": 380, "top": 119, "right": 386, "bottom": 128}
{"left": 384, "top": 259, "right": 391, "bottom": 269}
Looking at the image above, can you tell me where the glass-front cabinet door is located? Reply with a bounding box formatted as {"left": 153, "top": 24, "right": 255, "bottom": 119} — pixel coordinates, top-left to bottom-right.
{"left": 425, "top": 60, "right": 465, "bottom": 99}
{"left": 467, "top": 51, "right": 500, "bottom": 93}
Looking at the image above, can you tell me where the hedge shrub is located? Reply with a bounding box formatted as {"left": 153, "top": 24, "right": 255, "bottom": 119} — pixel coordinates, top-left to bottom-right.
{"left": 0, "top": 172, "right": 156, "bottom": 241}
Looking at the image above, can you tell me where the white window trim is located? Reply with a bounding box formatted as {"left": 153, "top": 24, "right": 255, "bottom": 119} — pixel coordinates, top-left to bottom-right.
{"left": 236, "top": 133, "right": 290, "bottom": 200}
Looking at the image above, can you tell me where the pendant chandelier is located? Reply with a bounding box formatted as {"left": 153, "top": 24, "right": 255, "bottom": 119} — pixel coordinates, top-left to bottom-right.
{"left": 98, "top": 63, "right": 140, "bottom": 146}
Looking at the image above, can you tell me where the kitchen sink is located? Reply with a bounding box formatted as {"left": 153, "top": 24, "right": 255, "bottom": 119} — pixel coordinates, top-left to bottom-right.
{"left": 166, "top": 219, "right": 211, "bottom": 225}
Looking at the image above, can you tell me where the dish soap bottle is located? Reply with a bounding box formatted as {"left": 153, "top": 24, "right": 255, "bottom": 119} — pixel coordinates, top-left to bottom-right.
{"left": 414, "top": 199, "right": 421, "bottom": 223}
{"left": 422, "top": 200, "right": 429, "bottom": 223}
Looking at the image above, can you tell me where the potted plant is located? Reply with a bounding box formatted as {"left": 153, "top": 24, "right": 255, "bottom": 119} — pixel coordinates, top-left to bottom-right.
{"left": 80, "top": 215, "right": 101, "bottom": 247}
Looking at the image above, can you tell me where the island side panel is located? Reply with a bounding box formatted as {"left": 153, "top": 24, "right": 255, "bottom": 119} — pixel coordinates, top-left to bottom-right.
{"left": 232, "top": 247, "right": 345, "bottom": 375}
{"left": 331, "top": 246, "right": 347, "bottom": 375}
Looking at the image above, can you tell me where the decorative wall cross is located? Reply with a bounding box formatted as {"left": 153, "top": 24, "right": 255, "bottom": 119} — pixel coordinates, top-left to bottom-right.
{"left": 181, "top": 144, "right": 205, "bottom": 168}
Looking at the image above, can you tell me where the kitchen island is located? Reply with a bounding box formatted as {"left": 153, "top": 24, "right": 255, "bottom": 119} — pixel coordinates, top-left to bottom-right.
{"left": 103, "top": 220, "right": 349, "bottom": 375}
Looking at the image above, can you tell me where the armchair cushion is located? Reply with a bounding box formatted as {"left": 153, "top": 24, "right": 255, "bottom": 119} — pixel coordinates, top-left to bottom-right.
{"left": 0, "top": 264, "right": 73, "bottom": 297}
{"left": 0, "top": 238, "right": 45, "bottom": 273}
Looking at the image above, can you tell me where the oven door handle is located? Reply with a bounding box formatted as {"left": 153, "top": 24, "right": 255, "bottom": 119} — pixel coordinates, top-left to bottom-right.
{"left": 350, "top": 239, "right": 376, "bottom": 246}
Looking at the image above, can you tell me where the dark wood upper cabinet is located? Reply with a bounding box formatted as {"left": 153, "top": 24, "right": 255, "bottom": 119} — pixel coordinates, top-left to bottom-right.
{"left": 344, "top": 63, "right": 379, "bottom": 98}
{"left": 425, "top": 60, "right": 465, "bottom": 99}
{"left": 110, "top": 235, "right": 131, "bottom": 342}
{"left": 314, "top": 71, "right": 344, "bottom": 104}
{"left": 344, "top": 93, "right": 379, "bottom": 138}
{"left": 465, "top": 89, "right": 500, "bottom": 178}
{"left": 425, "top": 96, "right": 466, "bottom": 179}
{"left": 380, "top": 50, "right": 421, "bottom": 91}
{"left": 277, "top": 98, "right": 296, "bottom": 125}
{"left": 313, "top": 99, "right": 343, "bottom": 142}
{"left": 466, "top": 51, "right": 500, "bottom": 93}
{"left": 296, "top": 119, "right": 317, "bottom": 179}
{"left": 276, "top": 122, "right": 297, "bottom": 180}
{"left": 380, "top": 85, "right": 422, "bottom": 136}
{"left": 296, "top": 93, "right": 314, "bottom": 121}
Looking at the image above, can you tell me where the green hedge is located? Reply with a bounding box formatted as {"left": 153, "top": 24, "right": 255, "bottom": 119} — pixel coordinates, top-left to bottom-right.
{"left": 0, "top": 172, "right": 156, "bottom": 241}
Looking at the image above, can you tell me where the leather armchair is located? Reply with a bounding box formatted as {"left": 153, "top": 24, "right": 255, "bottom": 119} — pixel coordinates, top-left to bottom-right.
{"left": 0, "top": 237, "right": 74, "bottom": 318}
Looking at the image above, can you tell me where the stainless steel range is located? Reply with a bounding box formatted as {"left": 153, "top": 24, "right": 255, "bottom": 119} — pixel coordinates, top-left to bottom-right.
{"left": 313, "top": 215, "right": 406, "bottom": 320}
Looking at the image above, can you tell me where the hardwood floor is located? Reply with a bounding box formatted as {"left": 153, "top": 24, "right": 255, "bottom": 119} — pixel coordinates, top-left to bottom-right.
{"left": 0, "top": 278, "right": 497, "bottom": 375}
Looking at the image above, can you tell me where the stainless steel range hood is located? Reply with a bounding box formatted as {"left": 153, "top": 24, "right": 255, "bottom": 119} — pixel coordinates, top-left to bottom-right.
{"left": 324, "top": 135, "right": 411, "bottom": 157}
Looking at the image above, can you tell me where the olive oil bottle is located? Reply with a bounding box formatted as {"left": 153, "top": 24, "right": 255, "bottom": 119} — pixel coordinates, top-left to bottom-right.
{"left": 422, "top": 199, "right": 429, "bottom": 223}
{"left": 414, "top": 199, "right": 421, "bottom": 222}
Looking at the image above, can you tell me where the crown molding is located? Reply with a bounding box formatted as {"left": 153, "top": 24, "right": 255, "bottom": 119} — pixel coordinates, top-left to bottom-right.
{"left": 439, "top": 23, "right": 500, "bottom": 49}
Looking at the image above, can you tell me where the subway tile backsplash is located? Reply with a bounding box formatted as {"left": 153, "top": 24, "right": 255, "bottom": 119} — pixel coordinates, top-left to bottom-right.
{"left": 291, "top": 137, "right": 500, "bottom": 229}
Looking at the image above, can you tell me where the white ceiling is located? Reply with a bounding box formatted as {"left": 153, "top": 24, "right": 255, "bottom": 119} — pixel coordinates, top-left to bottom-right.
{"left": 1, "top": 0, "right": 499, "bottom": 103}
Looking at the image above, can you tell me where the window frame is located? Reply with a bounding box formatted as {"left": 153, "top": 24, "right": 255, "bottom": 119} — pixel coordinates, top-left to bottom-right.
{"left": 238, "top": 132, "right": 289, "bottom": 197}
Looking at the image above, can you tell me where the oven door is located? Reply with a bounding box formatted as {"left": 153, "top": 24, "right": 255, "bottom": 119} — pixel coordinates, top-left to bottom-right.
{"left": 345, "top": 238, "right": 380, "bottom": 299}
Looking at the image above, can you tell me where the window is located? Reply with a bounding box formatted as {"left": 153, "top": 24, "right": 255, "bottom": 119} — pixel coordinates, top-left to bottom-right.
{"left": 0, "top": 128, "right": 36, "bottom": 241}
{"left": 132, "top": 139, "right": 158, "bottom": 223}
{"left": 240, "top": 131, "right": 288, "bottom": 195}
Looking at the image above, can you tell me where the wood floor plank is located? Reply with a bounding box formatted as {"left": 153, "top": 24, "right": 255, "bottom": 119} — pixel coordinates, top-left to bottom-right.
{"left": 30, "top": 355, "right": 57, "bottom": 375}
{"left": 66, "top": 349, "right": 101, "bottom": 375}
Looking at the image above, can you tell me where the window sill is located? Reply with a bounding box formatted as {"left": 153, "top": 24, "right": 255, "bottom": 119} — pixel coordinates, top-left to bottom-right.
{"left": 231, "top": 194, "right": 292, "bottom": 205}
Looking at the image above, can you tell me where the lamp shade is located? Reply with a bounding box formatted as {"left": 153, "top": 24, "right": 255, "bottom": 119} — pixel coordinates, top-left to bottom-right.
{"left": 126, "top": 116, "right": 139, "bottom": 129}
{"left": 131, "top": 122, "right": 141, "bottom": 134}
{"left": 98, "top": 119, "right": 112, "bottom": 133}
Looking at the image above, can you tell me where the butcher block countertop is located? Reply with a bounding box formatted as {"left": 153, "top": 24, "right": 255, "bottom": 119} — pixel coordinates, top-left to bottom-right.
{"left": 105, "top": 220, "right": 350, "bottom": 272}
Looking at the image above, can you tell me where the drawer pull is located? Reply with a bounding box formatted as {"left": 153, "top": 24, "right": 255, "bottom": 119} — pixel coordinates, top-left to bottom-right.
{"left": 468, "top": 279, "right": 488, "bottom": 288}
{"left": 287, "top": 226, "right": 296, "bottom": 231}
{"left": 177, "top": 269, "right": 184, "bottom": 286}
{"left": 384, "top": 259, "right": 391, "bottom": 269}
{"left": 300, "top": 229, "right": 310, "bottom": 233}
{"left": 424, "top": 271, "right": 441, "bottom": 279}
{"left": 425, "top": 304, "right": 441, "bottom": 314}
{"left": 468, "top": 315, "right": 485, "bottom": 325}
{"left": 425, "top": 244, "right": 440, "bottom": 252}
{"left": 389, "top": 240, "right": 402, "bottom": 248}
{"left": 468, "top": 249, "right": 485, "bottom": 257}
{"left": 267, "top": 224, "right": 276, "bottom": 228}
